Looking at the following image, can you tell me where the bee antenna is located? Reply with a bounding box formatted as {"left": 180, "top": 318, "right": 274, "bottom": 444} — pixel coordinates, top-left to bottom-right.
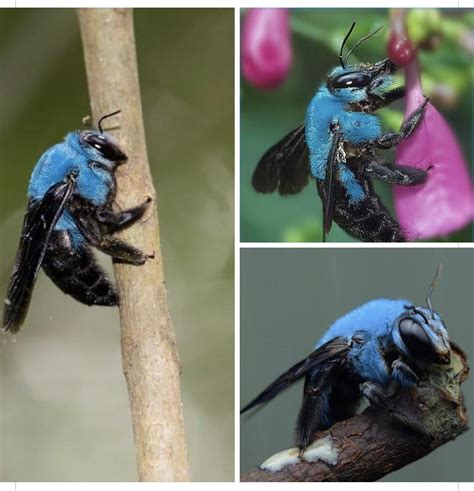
{"left": 98, "top": 110, "right": 121, "bottom": 133}
{"left": 426, "top": 263, "right": 443, "bottom": 312}
{"left": 343, "top": 25, "right": 383, "bottom": 67}
{"left": 339, "top": 22, "right": 356, "bottom": 69}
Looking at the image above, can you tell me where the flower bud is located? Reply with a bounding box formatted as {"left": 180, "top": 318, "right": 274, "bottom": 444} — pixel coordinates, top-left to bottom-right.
{"left": 242, "top": 9, "right": 292, "bottom": 89}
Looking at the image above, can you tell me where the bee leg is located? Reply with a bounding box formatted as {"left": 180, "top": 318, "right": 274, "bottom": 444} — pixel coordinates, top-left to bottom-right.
{"left": 391, "top": 359, "right": 420, "bottom": 388}
{"left": 72, "top": 211, "right": 151, "bottom": 265}
{"left": 96, "top": 236, "right": 151, "bottom": 265}
{"left": 363, "top": 160, "right": 428, "bottom": 186}
{"left": 360, "top": 381, "right": 431, "bottom": 438}
{"left": 376, "top": 97, "right": 429, "bottom": 149}
{"left": 368, "top": 86, "right": 405, "bottom": 110}
{"left": 97, "top": 197, "right": 152, "bottom": 233}
{"left": 360, "top": 381, "right": 388, "bottom": 408}
{"left": 295, "top": 368, "right": 332, "bottom": 451}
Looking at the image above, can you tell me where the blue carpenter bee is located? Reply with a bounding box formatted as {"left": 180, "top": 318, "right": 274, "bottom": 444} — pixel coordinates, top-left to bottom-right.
{"left": 3, "top": 111, "right": 152, "bottom": 333}
{"left": 241, "top": 267, "right": 454, "bottom": 450}
{"left": 252, "top": 22, "right": 429, "bottom": 242}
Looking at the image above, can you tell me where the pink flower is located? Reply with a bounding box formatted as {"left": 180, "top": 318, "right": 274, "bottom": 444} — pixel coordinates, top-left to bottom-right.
{"left": 242, "top": 9, "right": 292, "bottom": 90}
{"left": 394, "top": 58, "right": 474, "bottom": 240}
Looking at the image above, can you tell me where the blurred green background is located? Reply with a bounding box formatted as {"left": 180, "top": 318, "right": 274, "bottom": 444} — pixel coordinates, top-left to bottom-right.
{"left": 240, "top": 248, "right": 474, "bottom": 480}
{"left": 0, "top": 9, "right": 234, "bottom": 482}
{"left": 241, "top": 9, "right": 473, "bottom": 242}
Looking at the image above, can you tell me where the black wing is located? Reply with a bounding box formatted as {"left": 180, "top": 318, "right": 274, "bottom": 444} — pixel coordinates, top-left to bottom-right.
{"left": 240, "top": 337, "right": 350, "bottom": 414}
{"left": 251, "top": 124, "right": 310, "bottom": 196}
{"left": 3, "top": 172, "right": 78, "bottom": 333}
{"left": 321, "top": 121, "right": 343, "bottom": 242}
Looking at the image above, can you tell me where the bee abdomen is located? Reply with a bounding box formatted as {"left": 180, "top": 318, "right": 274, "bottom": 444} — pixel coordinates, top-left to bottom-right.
{"left": 42, "top": 231, "right": 119, "bottom": 306}
{"left": 338, "top": 193, "right": 405, "bottom": 242}
{"left": 317, "top": 179, "right": 406, "bottom": 242}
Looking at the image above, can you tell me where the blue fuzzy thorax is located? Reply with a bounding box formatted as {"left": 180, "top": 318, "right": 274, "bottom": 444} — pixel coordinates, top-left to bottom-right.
{"left": 316, "top": 299, "right": 409, "bottom": 386}
{"left": 305, "top": 66, "right": 391, "bottom": 204}
{"left": 28, "top": 131, "right": 116, "bottom": 247}
{"left": 29, "top": 131, "right": 114, "bottom": 204}
{"left": 317, "top": 298, "right": 409, "bottom": 346}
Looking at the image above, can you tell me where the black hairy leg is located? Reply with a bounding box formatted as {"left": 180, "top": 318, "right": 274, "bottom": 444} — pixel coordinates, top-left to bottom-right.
{"left": 295, "top": 367, "right": 334, "bottom": 450}
{"left": 42, "top": 230, "right": 118, "bottom": 306}
{"left": 391, "top": 359, "right": 420, "bottom": 387}
{"left": 363, "top": 159, "right": 428, "bottom": 186}
{"left": 327, "top": 373, "right": 362, "bottom": 423}
{"left": 81, "top": 228, "right": 149, "bottom": 265}
{"left": 296, "top": 368, "right": 363, "bottom": 450}
{"left": 360, "top": 381, "right": 431, "bottom": 438}
{"left": 349, "top": 87, "right": 406, "bottom": 113}
{"left": 368, "top": 86, "right": 405, "bottom": 111}
{"left": 96, "top": 196, "right": 152, "bottom": 233}
{"left": 70, "top": 202, "right": 151, "bottom": 265}
{"left": 376, "top": 97, "right": 429, "bottom": 149}
{"left": 96, "top": 235, "right": 150, "bottom": 265}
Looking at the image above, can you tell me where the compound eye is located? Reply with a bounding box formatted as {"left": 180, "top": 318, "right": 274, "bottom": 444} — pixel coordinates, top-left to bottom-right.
{"left": 399, "top": 318, "right": 435, "bottom": 361}
{"left": 332, "top": 72, "right": 371, "bottom": 89}
{"left": 85, "top": 134, "right": 107, "bottom": 150}
{"left": 84, "top": 134, "right": 126, "bottom": 161}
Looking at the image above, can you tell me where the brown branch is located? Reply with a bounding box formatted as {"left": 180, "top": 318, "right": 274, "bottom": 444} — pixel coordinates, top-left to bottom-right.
{"left": 242, "top": 344, "right": 469, "bottom": 482}
{"left": 77, "top": 8, "right": 189, "bottom": 481}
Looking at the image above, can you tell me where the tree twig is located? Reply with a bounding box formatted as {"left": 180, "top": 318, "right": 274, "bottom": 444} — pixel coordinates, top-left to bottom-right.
{"left": 241, "top": 344, "right": 469, "bottom": 482}
{"left": 77, "top": 8, "right": 190, "bottom": 481}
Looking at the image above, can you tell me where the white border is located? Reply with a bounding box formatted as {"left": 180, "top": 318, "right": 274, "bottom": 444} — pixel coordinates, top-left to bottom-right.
{"left": 11, "top": 482, "right": 467, "bottom": 489}
{"left": 234, "top": 6, "right": 242, "bottom": 485}
{"left": 12, "top": 0, "right": 464, "bottom": 8}
{"left": 241, "top": 243, "right": 474, "bottom": 248}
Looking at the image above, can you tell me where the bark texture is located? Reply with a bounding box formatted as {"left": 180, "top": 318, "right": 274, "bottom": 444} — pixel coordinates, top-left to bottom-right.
{"left": 78, "top": 8, "right": 190, "bottom": 481}
{"left": 242, "top": 344, "right": 469, "bottom": 482}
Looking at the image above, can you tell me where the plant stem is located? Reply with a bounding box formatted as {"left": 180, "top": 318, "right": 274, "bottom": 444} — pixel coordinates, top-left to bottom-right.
{"left": 77, "top": 8, "right": 190, "bottom": 481}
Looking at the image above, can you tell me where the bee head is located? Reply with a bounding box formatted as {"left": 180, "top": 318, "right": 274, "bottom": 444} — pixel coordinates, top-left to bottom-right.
{"left": 327, "top": 22, "right": 397, "bottom": 102}
{"left": 79, "top": 110, "right": 127, "bottom": 165}
{"left": 393, "top": 306, "right": 451, "bottom": 365}
{"left": 392, "top": 266, "right": 451, "bottom": 365}
{"left": 80, "top": 131, "right": 127, "bottom": 164}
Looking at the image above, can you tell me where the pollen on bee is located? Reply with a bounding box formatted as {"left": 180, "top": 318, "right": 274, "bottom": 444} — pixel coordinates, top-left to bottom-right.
{"left": 4, "top": 298, "right": 11, "bottom": 306}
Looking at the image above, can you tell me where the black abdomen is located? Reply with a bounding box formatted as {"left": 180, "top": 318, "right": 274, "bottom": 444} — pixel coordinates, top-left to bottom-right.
{"left": 42, "top": 231, "right": 119, "bottom": 306}
{"left": 316, "top": 177, "right": 406, "bottom": 242}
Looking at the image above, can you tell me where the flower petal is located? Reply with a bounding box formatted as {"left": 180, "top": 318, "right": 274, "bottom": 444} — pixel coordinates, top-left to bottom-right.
{"left": 394, "top": 58, "right": 474, "bottom": 240}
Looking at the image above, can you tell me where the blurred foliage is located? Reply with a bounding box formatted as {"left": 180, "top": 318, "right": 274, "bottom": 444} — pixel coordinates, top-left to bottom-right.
{"left": 0, "top": 9, "right": 233, "bottom": 482}
{"left": 241, "top": 8, "right": 473, "bottom": 242}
